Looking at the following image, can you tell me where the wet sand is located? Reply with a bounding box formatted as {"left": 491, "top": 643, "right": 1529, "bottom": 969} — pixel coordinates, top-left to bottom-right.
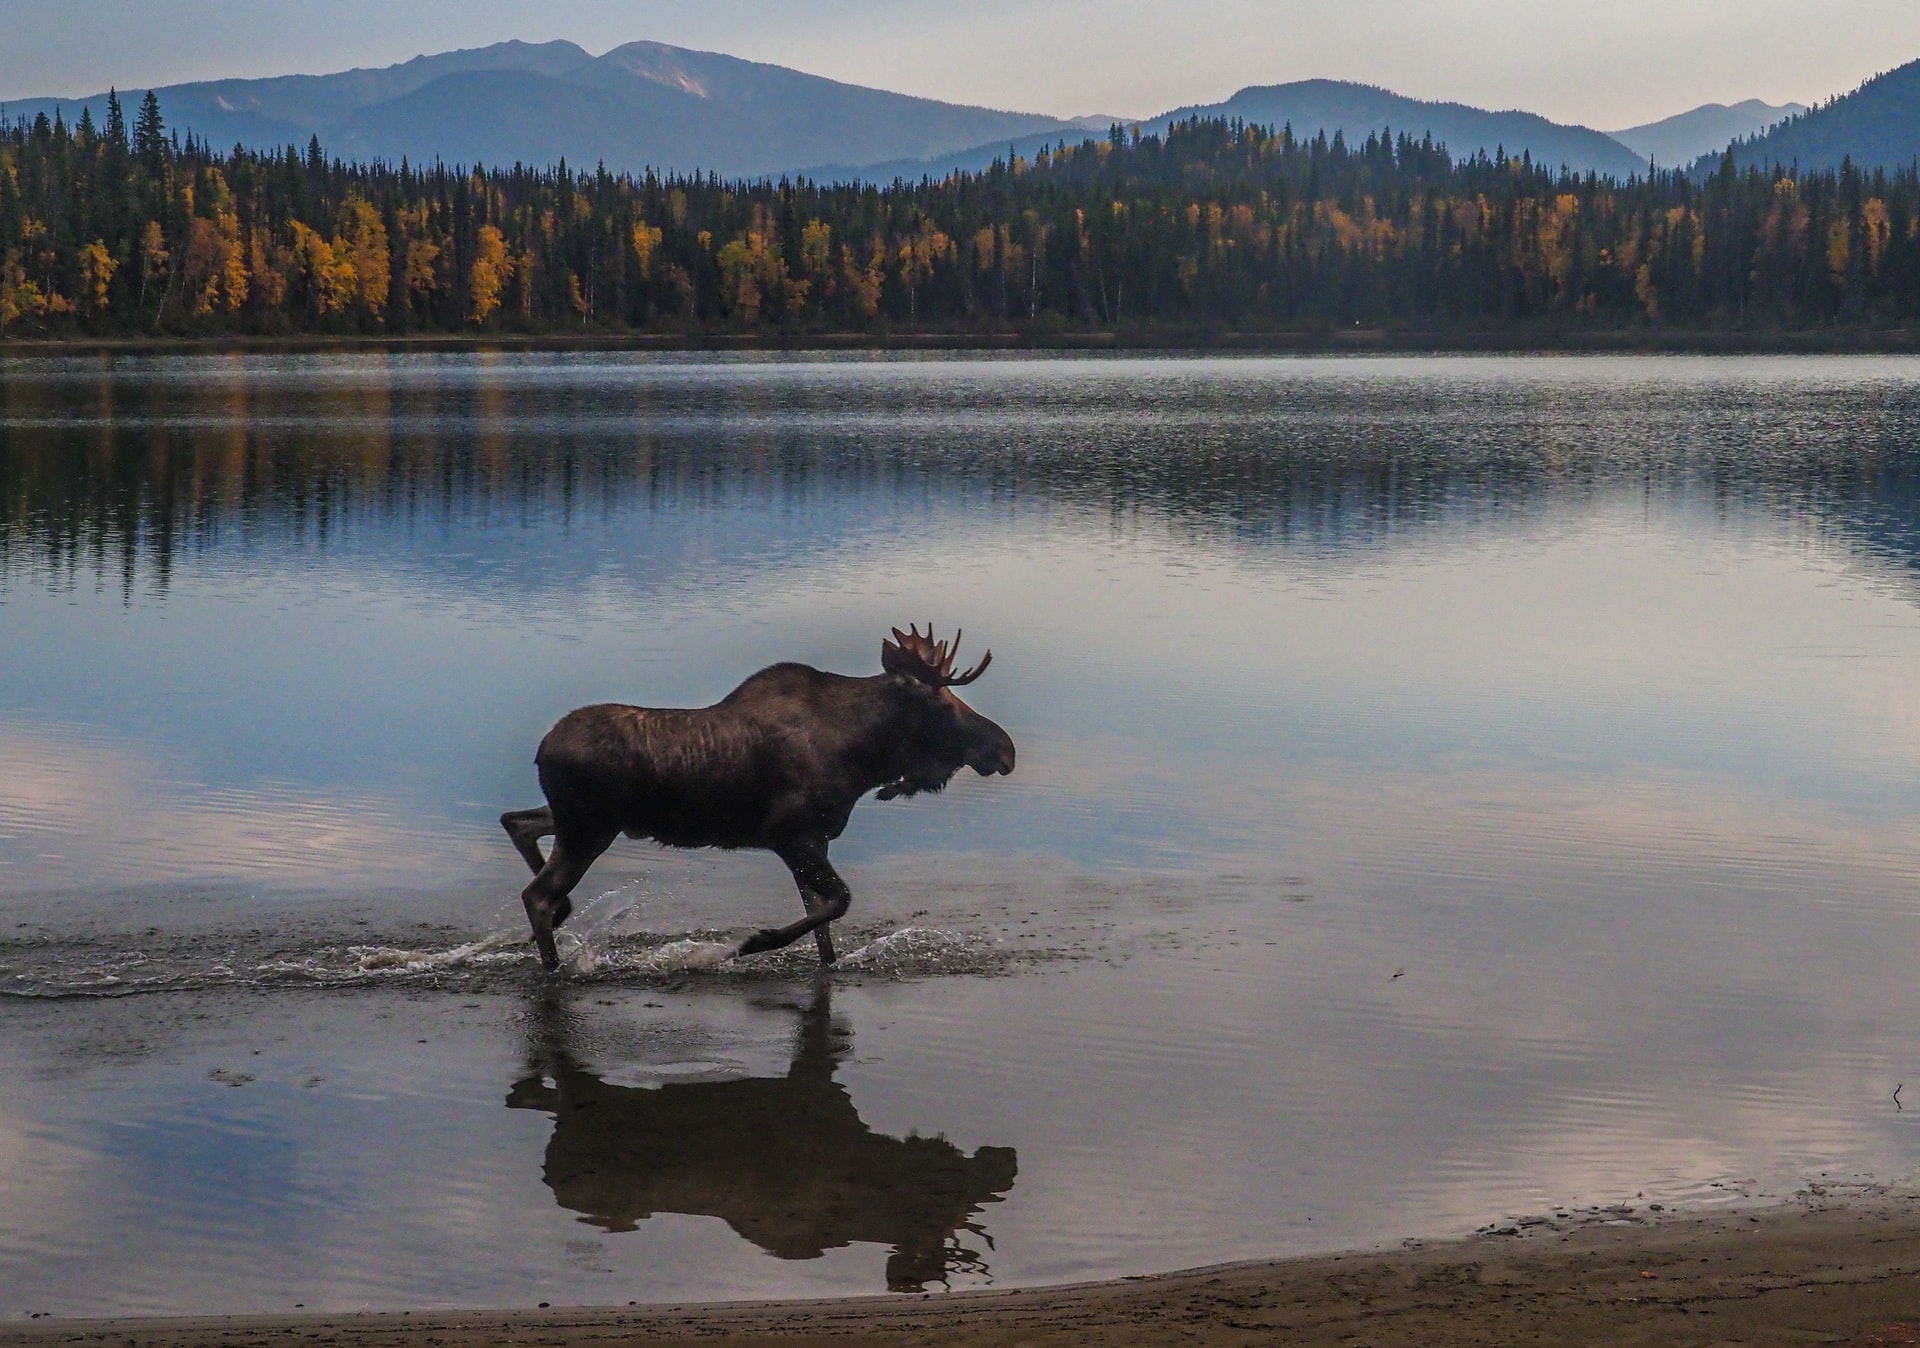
{"left": 12, "top": 1197, "right": 1920, "bottom": 1348}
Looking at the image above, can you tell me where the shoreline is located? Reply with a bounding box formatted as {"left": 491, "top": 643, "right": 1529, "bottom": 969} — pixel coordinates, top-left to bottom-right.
{"left": 2, "top": 327, "right": 1920, "bottom": 357}
{"left": 11, "top": 1195, "right": 1920, "bottom": 1346}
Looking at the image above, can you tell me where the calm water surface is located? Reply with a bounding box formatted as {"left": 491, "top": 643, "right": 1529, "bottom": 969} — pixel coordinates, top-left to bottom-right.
{"left": 5, "top": 352, "right": 1920, "bottom": 1315}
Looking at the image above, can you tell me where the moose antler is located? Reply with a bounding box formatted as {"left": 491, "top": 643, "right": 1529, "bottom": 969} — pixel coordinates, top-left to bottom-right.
{"left": 882, "top": 622, "right": 993, "bottom": 687}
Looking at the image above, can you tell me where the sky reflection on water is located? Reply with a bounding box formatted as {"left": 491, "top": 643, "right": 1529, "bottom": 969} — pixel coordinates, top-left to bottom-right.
{"left": 6, "top": 353, "right": 1920, "bottom": 1315}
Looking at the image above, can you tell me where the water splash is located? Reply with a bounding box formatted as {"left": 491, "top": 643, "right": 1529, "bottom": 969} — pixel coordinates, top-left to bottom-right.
{"left": 568, "top": 937, "right": 737, "bottom": 975}
{"left": 288, "top": 933, "right": 531, "bottom": 979}
{"left": 0, "top": 922, "right": 1036, "bottom": 998}
{"left": 837, "top": 927, "right": 995, "bottom": 974}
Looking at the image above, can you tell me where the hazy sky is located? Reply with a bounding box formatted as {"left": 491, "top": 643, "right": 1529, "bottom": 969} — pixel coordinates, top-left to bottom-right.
{"left": 3, "top": 0, "right": 1917, "bottom": 130}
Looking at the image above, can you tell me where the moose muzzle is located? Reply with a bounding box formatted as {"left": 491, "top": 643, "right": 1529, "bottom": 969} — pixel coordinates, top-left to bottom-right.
{"left": 970, "top": 719, "right": 1016, "bottom": 777}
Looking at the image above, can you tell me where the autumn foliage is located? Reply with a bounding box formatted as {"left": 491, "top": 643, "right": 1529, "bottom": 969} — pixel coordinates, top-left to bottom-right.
{"left": 3, "top": 91, "right": 1920, "bottom": 338}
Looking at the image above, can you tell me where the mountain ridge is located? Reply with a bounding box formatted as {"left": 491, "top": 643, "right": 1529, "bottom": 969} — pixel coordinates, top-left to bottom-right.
{"left": 1701, "top": 58, "right": 1920, "bottom": 174}
{"left": 1164, "top": 80, "right": 1646, "bottom": 177}
{"left": 0, "top": 39, "right": 1094, "bottom": 179}
{"left": 4, "top": 42, "right": 1907, "bottom": 186}
{"left": 829, "top": 78, "right": 1653, "bottom": 183}
{"left": 1608, "top": 99, "right": 1805, "bottom": 169}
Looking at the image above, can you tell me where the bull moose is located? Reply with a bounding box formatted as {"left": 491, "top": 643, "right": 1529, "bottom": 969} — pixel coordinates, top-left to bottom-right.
{"left": 502, "top": 626, "right": 1016, "bottom": 970}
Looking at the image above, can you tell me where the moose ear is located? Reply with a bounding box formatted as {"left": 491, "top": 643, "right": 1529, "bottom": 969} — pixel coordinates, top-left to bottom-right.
{"left": 881, "top": 636, "right": 910, "bottom": 677}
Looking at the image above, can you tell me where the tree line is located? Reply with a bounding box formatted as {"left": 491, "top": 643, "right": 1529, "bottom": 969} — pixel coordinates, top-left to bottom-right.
{"left": 2, "top": 89, "right": 1918, "bottom": 337}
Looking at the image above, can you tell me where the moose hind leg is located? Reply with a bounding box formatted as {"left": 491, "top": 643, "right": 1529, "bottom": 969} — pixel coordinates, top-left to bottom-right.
{"left": 739, "top": 842, "right": 851, "bottom": 962}
{"left": 501, "top": 806, "right": 555, "bottom": 875}
{"left": 520, "top": 824, "right": 615, "bottom": 971}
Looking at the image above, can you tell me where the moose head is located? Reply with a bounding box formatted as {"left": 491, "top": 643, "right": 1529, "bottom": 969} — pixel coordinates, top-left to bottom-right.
{"left": 876, "top": 624, "right": 1016, "bottom": 799}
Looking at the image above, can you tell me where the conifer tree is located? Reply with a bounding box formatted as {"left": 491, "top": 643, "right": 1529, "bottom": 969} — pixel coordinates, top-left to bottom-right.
{"left": 1, "top": 99, "right": 1918, "bottom": 338}
{"left": 134, "top": 90, "right": 165, "bottom": 171}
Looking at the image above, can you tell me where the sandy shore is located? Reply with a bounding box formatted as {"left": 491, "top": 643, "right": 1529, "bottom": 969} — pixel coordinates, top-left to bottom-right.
{"left": 11, "top": 1197, "right": 1920, "bottom": 1347}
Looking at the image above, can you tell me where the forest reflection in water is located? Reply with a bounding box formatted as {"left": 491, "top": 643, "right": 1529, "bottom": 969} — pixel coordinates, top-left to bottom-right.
{"left": 6, "top": 352, "right": 1920, "bottom": 602}
{"left": 508, "top": 983, "right": 1016, "bottom": 1292}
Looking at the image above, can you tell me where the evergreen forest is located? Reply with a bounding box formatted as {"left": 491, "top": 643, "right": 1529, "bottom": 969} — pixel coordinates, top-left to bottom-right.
{"left": 3, "top": 90, "right": 1919, "bottom": 340}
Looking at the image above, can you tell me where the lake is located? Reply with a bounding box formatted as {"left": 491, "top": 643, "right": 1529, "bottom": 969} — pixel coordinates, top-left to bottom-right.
{"left": 5, "top": 351, "right": 1920, "bottom": 1316}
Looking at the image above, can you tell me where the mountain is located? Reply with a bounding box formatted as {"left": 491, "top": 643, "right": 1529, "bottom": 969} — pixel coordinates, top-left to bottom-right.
{"left": 8, "top": 45, "right": 1854, "bottom": 187}
{"left": 849, "top": 78, "right": 1651, "bottom": 183}
{"left": 2, "top": 41, "right": 594, "bottom": 154}
{"left": 1162, "top": 82, "right": 1648, "bottom": 177}
{"left": 0, "top": 39, "right": 1095, "bottom": 179}
{"left": 1607, "top": 99, "right": 1804, "bottom": 168}
{"left": 1702, "top": 57, "right": 1920, "bottom": 174}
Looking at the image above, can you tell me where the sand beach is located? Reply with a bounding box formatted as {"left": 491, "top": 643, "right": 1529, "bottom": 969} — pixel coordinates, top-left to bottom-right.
{"left": 11, "top": 1195, "right": 1920, "bottom": 1348}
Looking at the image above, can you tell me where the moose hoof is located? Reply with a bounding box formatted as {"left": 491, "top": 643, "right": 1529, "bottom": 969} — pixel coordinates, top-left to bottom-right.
{"left": 535, "top": 933, "right": 560, "bottom": 972}
{"left": 736, "top": 928, "right": 785, "bottom": 957}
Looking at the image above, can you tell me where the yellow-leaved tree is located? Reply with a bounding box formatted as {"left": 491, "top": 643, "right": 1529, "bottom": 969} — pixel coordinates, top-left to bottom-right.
{"left": 469, "top": 225, "right": 512, "bottom": 324}
{"left": 137, "top": 221, "right": 169, "bottom": 313}
{"left": 799, "top": 220, "right": 832, "bottom": 280}
{"left": 77, "top": 241, "right": 117, "bottom": 316}
{"left": 631, "top": 222, "right": 663, "bottom": 274}
{"left": 397, "top": 206, "right": 439, "bottom": 318}
{"left": 337, "top": 196, "right": 390, "bottom": 321}
{"left": 181, "top": 214, "right": 248, "bottom": 316}
{"left": 838, "top": 238, "right": 884, "bottom": 319}
{"left": 896, "top": 217, "right": 953, "bottom": 325}
{"left": 715, "top": 206, "right": 806, "bottom": 325}
{"left": 0, "top": 250, "right": 48, "bottom": 329}
{"left": 716, "top": 234, "right": 780, "bottom": 324}
{"left": 288, "top": 221, "right": 356, "bottom": 317}
{"left": 1862, "top": 198, "right": 1893, "bottom": 277}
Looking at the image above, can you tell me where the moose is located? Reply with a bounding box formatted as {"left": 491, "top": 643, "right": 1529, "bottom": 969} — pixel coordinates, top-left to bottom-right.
{"left": 501, "top": 626, "right": 1016, "bottom": 970}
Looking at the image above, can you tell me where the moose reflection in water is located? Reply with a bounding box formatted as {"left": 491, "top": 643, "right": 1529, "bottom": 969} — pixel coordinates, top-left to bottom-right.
{"left": 506, "top": 984, "right": 1018, "bottom": 1292}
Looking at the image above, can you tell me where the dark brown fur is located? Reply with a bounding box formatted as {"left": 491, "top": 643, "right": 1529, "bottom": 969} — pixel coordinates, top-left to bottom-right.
{"left": 502, "top": 635, "right": 1015, "bottom": 969}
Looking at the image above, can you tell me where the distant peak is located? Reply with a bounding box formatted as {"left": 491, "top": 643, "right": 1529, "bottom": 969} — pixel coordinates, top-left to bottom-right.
{"left": 393, "top": 38, "right": 592, "bottom": 70}
{"left": 1231, "top": 77, "right": 1394, "bottom": 99}
{"left": 1607, "top": 98, "right": 1805, "bottom": 138}
{"left": 593, "top": 40, "right": 749, "bottom": 98}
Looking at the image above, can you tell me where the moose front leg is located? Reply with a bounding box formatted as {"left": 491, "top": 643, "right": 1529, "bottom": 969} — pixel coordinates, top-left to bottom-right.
{"left": 807, "top": 895, "right": 838, "bottom": 965}
{"left": 795, "top": 876, "right": 838, "bottom": 965}
{"left": 737, "top": 841, "right": 851, "bottom": 962}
